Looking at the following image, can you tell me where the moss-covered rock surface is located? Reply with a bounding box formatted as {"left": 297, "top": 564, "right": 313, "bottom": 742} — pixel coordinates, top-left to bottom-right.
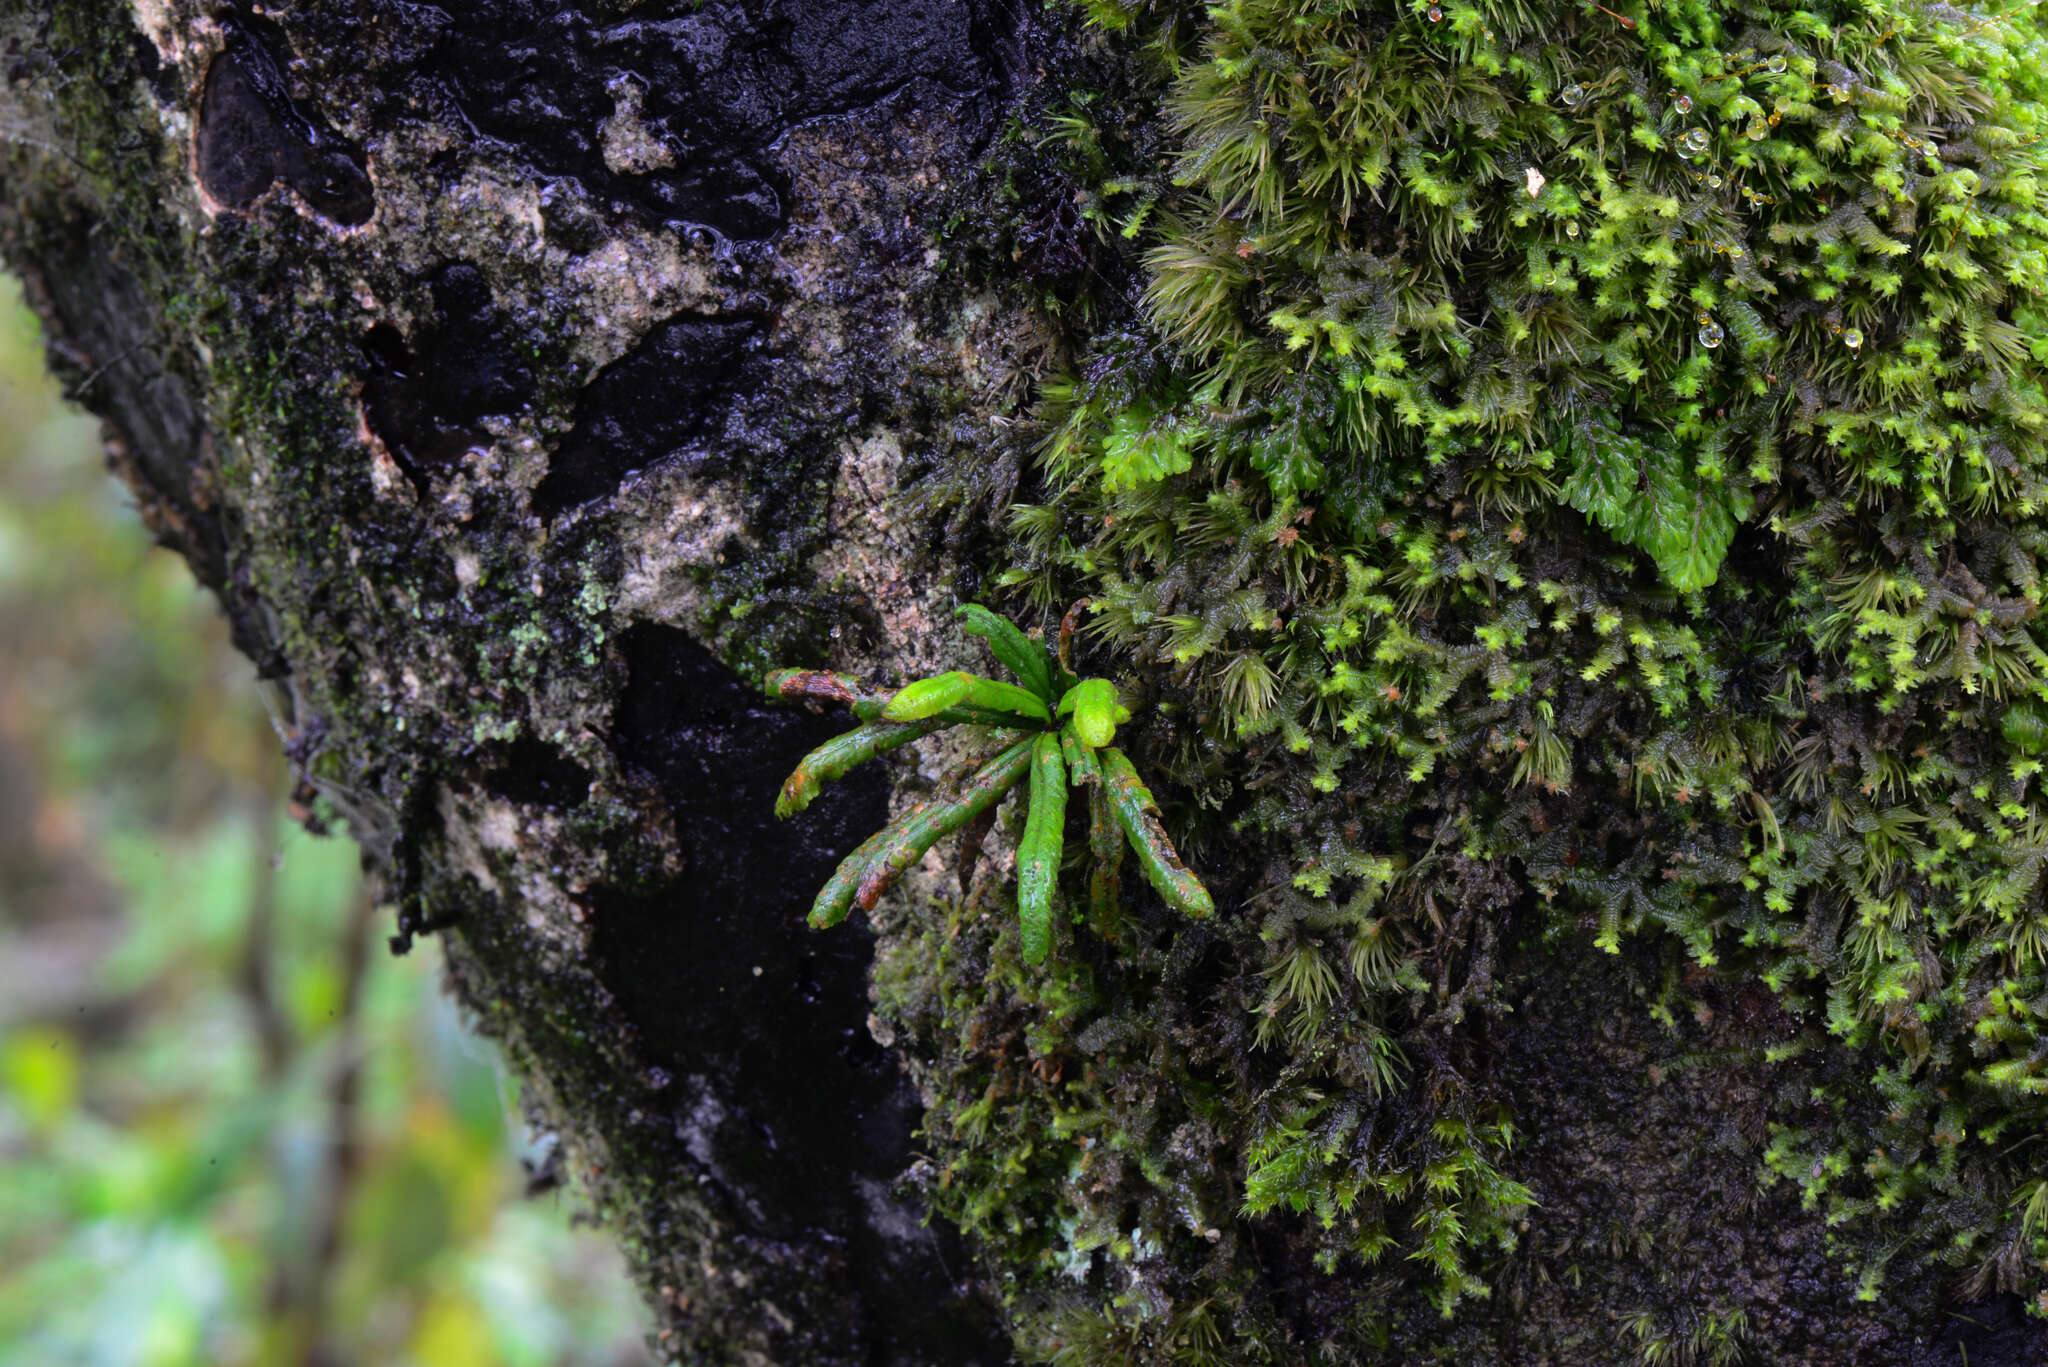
{"left": 4, "top": 0, "right": 2048, "bottom": 1361}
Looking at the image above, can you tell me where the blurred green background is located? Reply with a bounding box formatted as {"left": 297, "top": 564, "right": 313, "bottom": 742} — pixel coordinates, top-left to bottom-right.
{"left": 0, "top": 277, "right": 656, "bottom": 1367}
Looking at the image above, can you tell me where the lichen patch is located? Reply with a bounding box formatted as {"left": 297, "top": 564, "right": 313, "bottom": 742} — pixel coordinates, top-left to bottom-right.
{"left": 598, "top": 76, "right": 677, "bottom": 176}
{"left": 611, "top": 467, "right": 753, "bottom": 627}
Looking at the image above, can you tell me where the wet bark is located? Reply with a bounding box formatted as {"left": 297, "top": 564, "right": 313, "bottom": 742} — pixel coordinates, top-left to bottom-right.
{"left": 0, "top": 1, "right": 1040, "bottom": 1360}
{"left": 2, "top": 3, "right": 2043, "bottom": 1365}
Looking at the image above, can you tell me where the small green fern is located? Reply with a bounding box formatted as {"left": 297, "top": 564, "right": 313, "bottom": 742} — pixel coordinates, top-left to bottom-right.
{"left": 768, "top": 604, "right": 1214, "bottom": 963}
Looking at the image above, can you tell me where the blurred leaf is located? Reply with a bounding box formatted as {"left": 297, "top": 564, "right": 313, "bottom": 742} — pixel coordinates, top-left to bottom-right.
{"left": 1, "top": 1026, "right": 78, "bottom": 1131}
{"left": 98, "top": 822, "right": 258, "bottom": 991}
{"left": 409, "top": 1293, "right": 495, "bottom": 1367}
{"left": 289, "top": 962, "right": 344, "bottom": 1039}
{"left": 0, "top": 1225, "right": 231, "bottom": 1367}
{"left": 351, "top": 1139, "right": 458, "bottom": 1288}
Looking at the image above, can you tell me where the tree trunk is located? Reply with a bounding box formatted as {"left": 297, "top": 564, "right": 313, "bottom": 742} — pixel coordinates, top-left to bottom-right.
{"left": 1, "top": 1, "right": 2040, "bottom": 1364}
{"left": 0, "top": 1, "right": 1039, "bottom": 1359}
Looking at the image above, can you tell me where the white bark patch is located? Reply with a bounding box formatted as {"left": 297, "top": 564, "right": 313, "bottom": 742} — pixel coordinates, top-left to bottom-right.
{"left": 368, "top": 132, "right": 550, "bottom": 278}
{"left": 599, "top": 76, "right": 677, "bottom": 175}
{"left": 610, "top": 466, "right": 754, "bottom": 627}
{"left": 561, "top": 236, "right": 714, "bottom": 370}
{"left": 438, "top": 786, "right": 589, "bottom": 972}
{"left": 356, "top": 403, "right": 416, "bottom": 504}
{"left": 810, "top": 432, "right": 957, "bottom": 681}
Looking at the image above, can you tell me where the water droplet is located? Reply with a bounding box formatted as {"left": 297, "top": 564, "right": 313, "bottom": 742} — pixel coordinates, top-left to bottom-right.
{"left": 1842, "top": 327, "right": 1864, "bottom": 349}
{"left": 1766, "top": 54, "right": 1788, "bottom": 73}
{"left": 1544, "top": 272, "right": 1557, "bottom": 285}
{"left": 1829, "top": 82, "right": 1852, "bottom": 102}
{"left": 1427, "top": 4, "right": 1443, "bottom": 19}
{"left": 1745, "top": 116, "right": 1768, "bottom": 140}
{"left": 1698, "top": 319, "right": 1724, "bottom": 348}
{"left": 1565, "top": 220, "right": 1581, "bottom": 238}
{"left": 1678, "top": 128, "right": 1710, "bottom": 158}
{"left": 1707, "top": 174, "right": 1724, "bottom": 188}
{"left": 1727, "top": 245, "right": 1744, "bottom": 258}
{"left": 1561, "top": 83, "right": 1586, "bottom": 107}
{"left": 1768, "top": 111, "right": 1782, "bottom": 126}
{"left": 1674, "top": 93, "right": 1694, "bottom": 113}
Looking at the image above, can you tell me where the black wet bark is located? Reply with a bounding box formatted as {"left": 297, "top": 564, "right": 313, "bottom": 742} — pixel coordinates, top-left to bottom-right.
{"left": 0, "top": 0, "right": 1034, "bottom": 1361}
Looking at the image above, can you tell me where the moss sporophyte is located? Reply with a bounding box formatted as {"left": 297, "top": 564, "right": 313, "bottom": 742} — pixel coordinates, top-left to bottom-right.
{"left": 767, "top": 604, "right": 1214, "bottom": 962}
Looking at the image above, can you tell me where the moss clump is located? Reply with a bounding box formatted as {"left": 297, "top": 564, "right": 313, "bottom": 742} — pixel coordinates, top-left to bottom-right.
{"left": 885, "top": 0, "right": 2048, "bottom": 1353}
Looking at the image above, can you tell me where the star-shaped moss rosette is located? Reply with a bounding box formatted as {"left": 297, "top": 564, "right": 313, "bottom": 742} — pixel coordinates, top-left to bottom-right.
{"left": 766, "top": 604, "right": 1213, "bottom": 962}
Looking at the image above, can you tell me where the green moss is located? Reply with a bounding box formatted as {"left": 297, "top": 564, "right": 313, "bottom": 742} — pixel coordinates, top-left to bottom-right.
{"left": 886, "top": 0, "right": 2048, "bottom": 1351}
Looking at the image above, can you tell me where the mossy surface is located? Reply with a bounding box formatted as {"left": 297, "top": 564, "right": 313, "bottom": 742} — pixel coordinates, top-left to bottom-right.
{"left": 873, "top": 0, "right": 2048, "bottom": 1358}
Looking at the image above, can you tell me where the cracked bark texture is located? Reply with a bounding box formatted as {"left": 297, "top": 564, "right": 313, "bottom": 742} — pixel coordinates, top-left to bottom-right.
{"left": 4, "top": 2, "right": 2046, "bottom": 1365}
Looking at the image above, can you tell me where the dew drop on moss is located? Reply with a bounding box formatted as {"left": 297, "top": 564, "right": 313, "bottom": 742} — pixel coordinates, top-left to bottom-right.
{"left": 1565, "top": 220, "right": 1581, "bottom": 238}
{"left": 1561, "top": 82, "right": 1586, "bottom": 107}
{"left": 1745, "top": 117, "right": 1768, "bottom": 140}
{"left": 1698, "top": 319, "right": 1724, "bottom": 347}
{"left": 1673, "top": 92, "right": 1694, "bottom": 113}
{"left": 1426, "top": 5, "right": 1443, "bottom": 20}
{"left": 1707, "top": 173, "right": 1723, "bottom": 188}
{"left": 1678, "top": 128, "right": 1710, "bottom": 157}
{"left": 1842, "top": 327, "right": 1864, "bottom": 349}
{"left": 1766, "top": 53, "right": 1788, "bottom": 73}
